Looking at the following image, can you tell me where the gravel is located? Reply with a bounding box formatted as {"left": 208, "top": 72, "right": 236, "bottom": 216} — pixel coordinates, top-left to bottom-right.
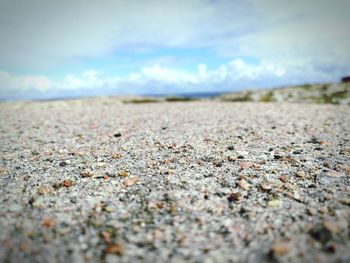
{"left": 0, "top": 98, "right": 349, "bottom": 263}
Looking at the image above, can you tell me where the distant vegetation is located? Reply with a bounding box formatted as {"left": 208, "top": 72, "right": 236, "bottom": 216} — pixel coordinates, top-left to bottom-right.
{"left": 221, "top": 91, "right": 253, "bottom": 102}
{"left": 122, "top": 98, "right": 161, "bottom": 104}
{"left": 122, "top": 96, "right": 198, "bottom": 104}
{"left": 260, "top": 91, "right": 275, "bottom": 102}
{"left": 220, "top": 82, "right": 350, "bottom": 105}
{"left": 165, "top": 96, "right": 197, "bottom": 102}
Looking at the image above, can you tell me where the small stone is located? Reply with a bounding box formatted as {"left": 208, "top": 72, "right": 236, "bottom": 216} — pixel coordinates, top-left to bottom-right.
{"left": 170, "top": 203, "right": 177, "bottom": 214}
{"left": 260, "top": 183, "right": 272, "bottom": 192}
{"left": 227, "top": 145, "right": 235, "bottom": 151}
{"left": 101, "top": 231, "right": 112, "bottom": 243}
{"left": 237, "top": 179, "right": 250, "bottom": 191}
{"left": 0, "top": 166, "right": 9, "bottom": 175}
{"left": 239, "top": 162, "right": 253, "bottom": 169}
{"left": 279, "top": 175, "right": 288, "bottom": 183}
{"left": 309, "top": 223, "right": 333, "bottom": 244}
{"left": 293, "top": 191, "right": 302, "bottom": 201}
{"left": 80, "top": 169, "right": 93, "bottom": 177}
{"left": 274, "top": 154, "right": 283, "bottom": 160}
{"left": 227, "top": 192, "right": 242, "bottom": 202}
{"left": 23, "top": 175, "right": 31, "bottom": 181}
{"left": 19, "top": 243, "right": 29, "bottom": 252}
{"left": 118, "top": 171, "right": 129, "bottom": 177}
{"left": 104, "top": 205, "right": 116, "bottom": 213}
{"left": 324, "top": 193, "right": 333, "bottom": 200}
{"left": 59, "top": 160, "right": 70, "bottom": 167}
{"left": 32, "top": 197, "right": 45, "bottom": 208}
{"left": 167, "top": 169, "right": 175, "bottom": 175}
{"left": 113, "top": 133, "right": 122, "bottom": 138}
{"left": 323, "top": 221, "right": 340, "bottom": 235}
{"left": 63, "top": 179, "right": 73, "bottom": 187}
{"left": 111, "top": 153, "right": 122, "bottom": 158}
{"left": 296, "top": 170, "right": 305, "bottom": 178}
{"left": 154, "top": 229, "right": 164, "bottom": 241}
{"left": 37, "top": 184, "right": 55, "bottom": 195}
{"left": 272, "top": 241, "right": 290, "bottom": 256}
{"left": 268, "top": 199, "right": 281, "bottom": 207}
{"left": 227, "top": 156, "right": 236, "bottom": 162}
{"left": 122, "top": 176, "right": 139, "bottom": 187}
{"left": 338, "top": 198, "right": 350, "bottom": 206}
{"left": 42, "top": 217, "right": 56, "bottom": 228}
{"left": 104, "top": 243, "right": 124, "bottom": 256}
{"left": 307, "top": 207, "right": 318, "bottom": 216}
{"left": 325, "top": 243, "right": 337, "bottom": 253}
{"left": 236, "top": 150, "right": 248, "bottom": 156}
{"left": 325, "top": 170, "right": 344, "bottom": 178}
{"left": 97, "top": 162, "right": 107, "bottom": 167}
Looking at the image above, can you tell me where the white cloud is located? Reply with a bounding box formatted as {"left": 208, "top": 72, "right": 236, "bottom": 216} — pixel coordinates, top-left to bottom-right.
{"left": 0, "top": 70, "right": 53, "bottom": 93}
{"left": 2, "top": 57, "right": 346, "bottom": 99}
{"left": 0, "top": 0, "right": 349, "bottom": 70}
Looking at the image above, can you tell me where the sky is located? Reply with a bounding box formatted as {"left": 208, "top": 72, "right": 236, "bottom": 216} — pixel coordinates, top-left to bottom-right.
{"left": 0, "top": 0, "right": 349, "bottom": 99}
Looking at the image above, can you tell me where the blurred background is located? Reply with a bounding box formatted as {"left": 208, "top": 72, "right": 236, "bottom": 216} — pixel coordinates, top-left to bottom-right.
{"left": 0, "top": 0, "right": 349, "bottom": 100}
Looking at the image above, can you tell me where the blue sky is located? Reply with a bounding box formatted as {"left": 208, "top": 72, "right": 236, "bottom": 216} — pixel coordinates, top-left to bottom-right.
{"left": 0, "top": 0, "right": 349, "bottom": 99}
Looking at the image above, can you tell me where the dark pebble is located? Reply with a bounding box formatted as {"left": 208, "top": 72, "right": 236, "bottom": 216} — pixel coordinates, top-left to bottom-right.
{"left": 274, "top": 154, "right": 283, "bottom": 160}
{"left": 59, "top": 161, "right": 67, "bottom": 167}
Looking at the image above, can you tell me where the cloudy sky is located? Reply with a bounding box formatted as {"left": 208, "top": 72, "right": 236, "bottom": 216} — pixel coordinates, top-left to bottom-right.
{"left": 0, "top": 0, "right": 349, "bottom": 99}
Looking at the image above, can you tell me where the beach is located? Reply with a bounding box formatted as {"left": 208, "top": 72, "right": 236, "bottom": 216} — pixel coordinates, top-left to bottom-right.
{"left": 0, "top": 98, "right": 349, "bottom": 262}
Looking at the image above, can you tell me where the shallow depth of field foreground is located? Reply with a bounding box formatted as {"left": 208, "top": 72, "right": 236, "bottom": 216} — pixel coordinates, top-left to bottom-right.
{"left": 0, "top": 99, "right": 349, "bottom": 263}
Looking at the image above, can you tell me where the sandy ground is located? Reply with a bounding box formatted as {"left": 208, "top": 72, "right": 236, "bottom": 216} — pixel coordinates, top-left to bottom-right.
{"left": 0, "top": 99, "right": 349, "bottom": 263}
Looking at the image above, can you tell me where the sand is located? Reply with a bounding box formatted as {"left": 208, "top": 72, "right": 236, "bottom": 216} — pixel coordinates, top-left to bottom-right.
{"left": 0, "top": 98, "right": 349, "bottom": 262}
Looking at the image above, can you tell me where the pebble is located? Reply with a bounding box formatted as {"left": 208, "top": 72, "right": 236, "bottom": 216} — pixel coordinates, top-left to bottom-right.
{"left": 239, "top": 162, "right": 253, "bottom": 169}
{"left": 338, "top": 198, "right": 350, "bottom": 206}
{"left": 325, "top": 170, "right": 344, "bottom": 178}
{"left": 227, "top": 156, "right": 236, "bottom": 162}
{"left": 111, "top": 153, "right": 122, "bottom": 158}
{"left": 237, "top": 179, "right": 250, "bottom": 191}
{"left": 236, "top": 150, "right": 248, "bottom": 156}
{"left": 293, "top": 191, "right": 302, "bottom": 201}
{"left": 260, "top": 183, "right": 272, "bottom": 192}
{"left": 272, "top": 241, "right": 290, "bottom": 256}
{"left": 42, "top": 217, "right": 56, "bottom": 228}
{"left": 59, "top": 160, "right": 71, "bottom": 167}
{"left": 118, "top": 171, "right": 129, "bottom": 177}
{"left": 80, "top": 169, "right": 93, "bottom": 177}
{"left": 37, "top": 184, "right": 55, "bottom": 195}
{"left": 227, "top": 192, "right": 242, "bottom": 202}
{"left": 296, "top": 170, "right": 305, "bottom": 178}
{"left": 323, "top": 221, "right": 340, "bottom": 235}
{"left": 63, "top": 180, "right": 73, "bottom": 187}
{"left": 279, "top": 175, "right": 288, "bottom": 183}
{"left": 268, "top": 199, "right": 282, "bottom": 207}
{"left": 104, "top": 205, "right": 116, "bottom": 213}
{"left": 113, "top": 132, "right": 122, "bottom": 138}
{"left": 307, "top": 207, "right": 318, "bottom": 216}
{"left": 32, "top": 197, "right": 45, "bottom": 208}
{"left": 122, "top": 176, "right": 139, "bottom": 187}
{"left": 104, "top": 243, "right": 124, "bottom": 256}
